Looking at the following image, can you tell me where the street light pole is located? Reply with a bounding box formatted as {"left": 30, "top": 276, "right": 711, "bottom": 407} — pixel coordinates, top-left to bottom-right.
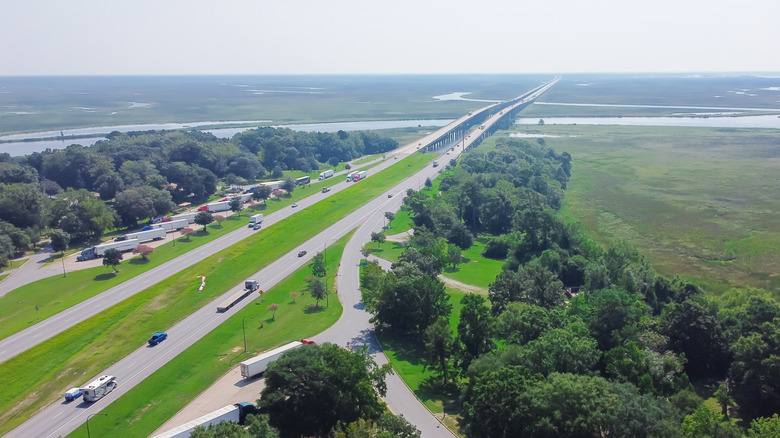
{"left": 325, "top": 274, "right": 336, "bottom": 308}
{"left": 86, "top": 413, "right": 107, "bottom": 438}
{"left": 242, "top": 316, "right": 248, "bottom": 352}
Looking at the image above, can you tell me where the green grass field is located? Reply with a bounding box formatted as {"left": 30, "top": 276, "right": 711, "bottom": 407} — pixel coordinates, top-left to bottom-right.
{"left": 500, "top": 124, "right": 780, "bottom": 295}
{"left": 0, "top": 153, "right": 432, "bottom": 435}
{"left": 442, "top": 239, "right": 504, "bottom": 290}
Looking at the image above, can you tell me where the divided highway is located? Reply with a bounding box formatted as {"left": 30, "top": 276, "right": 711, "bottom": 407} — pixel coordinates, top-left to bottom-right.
{"left": 5, "top": 78, "right": 559, "bottom": 438}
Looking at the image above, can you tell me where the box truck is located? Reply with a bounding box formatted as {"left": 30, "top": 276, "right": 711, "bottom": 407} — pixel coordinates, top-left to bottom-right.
{"left": 248, "top": 214, "right": 264, "bottom": 228}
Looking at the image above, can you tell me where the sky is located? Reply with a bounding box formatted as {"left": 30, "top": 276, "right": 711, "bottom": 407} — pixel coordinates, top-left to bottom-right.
{"left": 2, "top": 0, "right": 779, "bottom": 76}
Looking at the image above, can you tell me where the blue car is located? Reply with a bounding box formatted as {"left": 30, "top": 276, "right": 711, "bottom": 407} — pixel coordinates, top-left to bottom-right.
{"left": 148, "top": 332, "right": 167, "bottom": 346}
{"left": 64, "top": 388, "right": 83, "bottom": 401}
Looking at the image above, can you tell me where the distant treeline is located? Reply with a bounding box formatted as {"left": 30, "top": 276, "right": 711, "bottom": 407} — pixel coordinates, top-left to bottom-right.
{"left": 361, "top": 137, "right": 780, "bottom": 436}
{"left": 0, "top": 127, "right": 398, "bottom": 265}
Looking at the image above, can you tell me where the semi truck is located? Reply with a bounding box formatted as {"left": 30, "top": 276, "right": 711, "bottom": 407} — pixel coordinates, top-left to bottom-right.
{"left": 197, "top": 201, "right": 231, "bottom": 213}
{"left": 217, "top": 288, "right": 254, "bottom": 312}
{"left": 151, "top": 403, "right": 257, "bottom": 438}
{"left": 353, "top": 170, "right": 367, "bottom": 182}
{"left": 240, "top": 341, "right": 306, "bottom": 378}
{"left": 345, "top": 171, "right": 357, "bottom": 182}
{"left": 248, "top": 214, "right": 264, "bottom": 227}
{"left": 119, "top": 227, "right": 166, "bottom": 242}
{"left": 77, "top": 239, "right": 140, "bottom": 261}
{"left": 82, "top": 375, "right": 117, "bottom": 402}
{"left": 151, "top": 218, "right": 189, "bottom": 232}
{"left": 318, "top": 169, "right": 334, "bottom": 180}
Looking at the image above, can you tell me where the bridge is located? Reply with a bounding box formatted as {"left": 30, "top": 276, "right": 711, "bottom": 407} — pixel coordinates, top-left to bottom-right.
{"left": 417, "top": 77, "right": 560, "bottom": 153}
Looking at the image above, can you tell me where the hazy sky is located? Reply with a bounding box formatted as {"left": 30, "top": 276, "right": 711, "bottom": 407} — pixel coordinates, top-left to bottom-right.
{"left": 2, "top": 0, "right": 778, "bottom": 76}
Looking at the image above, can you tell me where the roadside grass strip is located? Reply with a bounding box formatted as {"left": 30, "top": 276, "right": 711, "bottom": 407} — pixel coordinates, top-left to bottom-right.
{"left": 0, "top": 153, "right": 431, "bottom": 435}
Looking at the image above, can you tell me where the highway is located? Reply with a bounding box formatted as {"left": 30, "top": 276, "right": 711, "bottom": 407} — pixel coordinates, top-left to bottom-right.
{"left": 5, "top": 78, "right": 558, "bottom": 438}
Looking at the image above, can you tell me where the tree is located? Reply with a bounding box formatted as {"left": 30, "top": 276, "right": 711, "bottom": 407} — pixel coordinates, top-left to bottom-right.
{"left": 447, "top": 244, "right": 462, "bottom": 269}
{"left": 370, "top": 231, "right": 386, "bottom": 249}
{"left": 681, "top": 405, "right": 742, "bottom": 438}
{"left": 457, "top": 294, "right": 494, "bottom": 370}
{"left": 311, "top": 252, "right": 326, "bottom": 277}
{"left": 229, "top": 197, "right": 242, "bottom": 216}
{"left": 384, "top": 211, "right": 395, "bottom": 228}
{"left": 180, "top": 227, "right": 194, "bottom": 241}
{"left": 281, "top": 176, "right": 295, "bottom": 194}
{"left": 372, "top": 275, "right": 450, "bottom": 335}
{"left": 133, "top": 244, "right": 154, "bottom": 261}
{"left": 661, "top": 294, "right": 729, "bottom": 377}
{"left": 194, "top": 211, "right": 214, "bottom": 228}
{"left": 102, "top": 248, "right": 123, "bottom": 272}
{"left": 488, "top": 259, "right": 565, "bottom": 315}
{"left": 729, "top": 319, "right": 780, "bottom": 420}
{"left": 424, "top": 317, "right": 458, "bottom": 385}
{"left": 309, "top": 277, "right": 326, "bottom": 307}
{"left": 214, "top": 215, "right": 226, "bottom": 228}
{"left": 424, "top": 177, "right": 433, "bottom": 189}
{"left": 253, "top": 185, "right": 273, "bottom": 205}
{"left": 747, "top": 414, "right": 780, "bottom": 437}
{"left": 115, "top": 189, "right": 155, "bottom": 227}
{"left": 495, "top": 302, "right": 554, "bottom": 345}
{"left": 49, "top": 228, "right": 70, "bottom": 277}
{"left": 267, "top": 303, "right": 280, "bottom": 320}
{"left": 245, "top": 413, "right": 280, "bottom": 438}
{"left": 259, "top": 343, "right": 391, "bottom": 438}
{"left": 447, "top": 222, "right": 473, "bottom": 250}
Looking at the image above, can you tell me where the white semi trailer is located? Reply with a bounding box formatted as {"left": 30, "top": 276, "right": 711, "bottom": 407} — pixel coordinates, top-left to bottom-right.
{"left": 240, "top": 341, "right": 305, "bottom": 378}
{"left": 120, "top": 227, "right": 166, "bottom": 242}
{"left": 151, "top": 219, "right": 189, "bottom": 231}
{"left": 77, "top": 239, "right": 140, "bottom": 261}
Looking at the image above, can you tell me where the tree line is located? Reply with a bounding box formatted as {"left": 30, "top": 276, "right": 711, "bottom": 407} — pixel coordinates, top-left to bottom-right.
{"left": 0, "top": 127, "right": 398, "bottom": 266}
{"left": 360, "top": 137, "right": 780, "bottom": 437}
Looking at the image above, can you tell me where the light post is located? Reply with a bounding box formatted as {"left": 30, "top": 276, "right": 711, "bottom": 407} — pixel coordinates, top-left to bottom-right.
{"left": 86, "top": 413, "right": 107, "bottom": 438}
{"left": 325, "top": 274, "right": 337, "bottom": 308}
{"left": 242, "top": 316, "right": 249, "bottom": 352}
{"left": 323, "top": 238, "right": 336, "bottom": 266}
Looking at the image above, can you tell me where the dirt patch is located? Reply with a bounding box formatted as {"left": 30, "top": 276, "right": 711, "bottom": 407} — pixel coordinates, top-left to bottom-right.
{"left": 439, "top": 276, "right": 488, "bottom": 294}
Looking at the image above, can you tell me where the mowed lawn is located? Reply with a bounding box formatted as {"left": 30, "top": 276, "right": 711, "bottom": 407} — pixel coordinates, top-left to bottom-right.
{"left": 511, "top": 124, "right": 780, "bottom": 294}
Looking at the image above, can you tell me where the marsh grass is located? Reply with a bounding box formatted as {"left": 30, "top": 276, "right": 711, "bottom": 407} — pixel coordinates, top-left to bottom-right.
{"left": 507, "top": 124, "right": 780, "bottom": 294}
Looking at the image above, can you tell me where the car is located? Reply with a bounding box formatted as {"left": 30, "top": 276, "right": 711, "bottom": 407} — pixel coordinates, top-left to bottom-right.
{"left": 321, "top": 187, "right": 330, "bottom": 193}
{"left": 253, "top": 223, "right": 261, "bottom": 230}
{"left": 292, "top": 202, "right": 299, "bottom": 208}
{"left": 301, "top": 338, "right": 316, "bottom": 345}
{"left": 298, "top": 250, "right": 307, "bottom": 257}
{"left": 387, "top": 193, "right": 393, "bottom": 198}
{"left": 64, "top": 388, "right": 83, "bottom": 402}
{"left": 148, "top": 332, "right": 167, "bottom": 346}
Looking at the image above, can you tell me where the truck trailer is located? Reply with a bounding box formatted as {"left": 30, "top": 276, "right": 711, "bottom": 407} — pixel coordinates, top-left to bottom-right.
{"left": 353, "top": 170, "right": 367, "bottom": 182}
{"left": 197, "top": 201, "right": 231, "bottom": 213}
{"left": 170, "top": 212, "right": 198, "bottom": 224}
{"left": 217, "top": 289, "right": 254, "bottom": 312}
{"left": 151, "top": 219, "right": 189, "bottom": 232}
{"left": 119, "top": 227, "right": 166, "bottom": 243}
{"left": 240, "top": 341, "right": 306, "bottom": 378}
{"left": 151, "top": 403, "right": 256, "bottom": 438}
{"left": 77, "top": 239, "right": 140, "bottom": 261}
{"left": 318, "top": 169, "right": 334, "bottom": 180}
